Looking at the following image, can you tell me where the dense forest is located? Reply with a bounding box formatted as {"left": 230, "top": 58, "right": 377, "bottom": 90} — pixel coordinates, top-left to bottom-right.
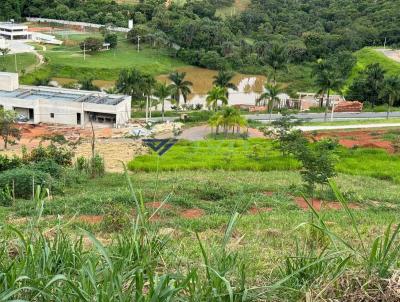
{"left": 0, "top": 0, "right": 399, "bottom": 103}
{"left": 1, "top": 1, "right": 399, "bottom": 68}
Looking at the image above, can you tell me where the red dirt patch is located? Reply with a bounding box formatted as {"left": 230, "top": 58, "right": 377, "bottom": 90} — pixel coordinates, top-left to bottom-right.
{"left": 263, "top": 191, "right": 274, "bottom": 197}
{"left": 145, "top": 202, "right": 174, "bottom": 210}
{"left": 180, "top": 209, "right": 205, "bottom": 219}
{"left": 77, "top": 215, "right": 104, "bottom": 224}
{"left": 293, "top": 197, "right": 360, "bottom": 211}
{"left": 312, "top": 129, "right": 394, "bottom": 153}
{"left": 248, "top": 207, "right": 273, "bottom": 215}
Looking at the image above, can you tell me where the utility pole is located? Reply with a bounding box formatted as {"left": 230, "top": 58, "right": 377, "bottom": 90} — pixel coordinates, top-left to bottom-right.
{"left": 83, "top": 42, "right": 86, "bottom": 61}
{"left": 384, "top": 37, "right": 387, "bottom": 49}
{"left": 137, "top": 35, "right": 141, "bottom": 52}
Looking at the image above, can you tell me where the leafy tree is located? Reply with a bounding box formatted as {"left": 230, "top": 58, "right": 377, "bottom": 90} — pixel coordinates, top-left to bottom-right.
{"left": 154, "top": 82, "right": 171, "bottom": 121}
{"left": 79, "top": 37, "right": 103, "bottom": 53}
{"left": 208, "top": 107, "right": 246, "bottom": 135}
{"left": 258, "top": 82, "right": 283, "bottom": 121}
{"left": 380, "top": 76, "right": 400, "bottom": 119}
{"left": 168, "top": 72, "right": 193, "bottom": 106}
{"left": 104, "top": 33, "right": 118, "bottom": 49}
{"left": 347, "top": 63, "right": 386, "bottom": 107}
{"left": 313, "top": 59, "right": 344, "bottom": 121}
{"left": 0, "top": 109, "right": 21, "bottom": 150}
{"left": 206, "top": 86, "right": 228, "bottom": 111}
{"left": 213, "top": 70, "right": 237, "bottom": 98}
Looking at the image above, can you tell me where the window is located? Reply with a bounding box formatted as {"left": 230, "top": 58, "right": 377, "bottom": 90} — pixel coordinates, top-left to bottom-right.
{"left": 50, "top": 113, "right": 54, "bottom": 118}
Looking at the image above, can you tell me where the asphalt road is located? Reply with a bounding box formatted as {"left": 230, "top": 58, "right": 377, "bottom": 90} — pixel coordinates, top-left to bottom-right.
{"left": 245, "top": 111, "right": 400, "bottom": 122}
{"left": 146, "top": 112, "right": 400, "bottom": 123}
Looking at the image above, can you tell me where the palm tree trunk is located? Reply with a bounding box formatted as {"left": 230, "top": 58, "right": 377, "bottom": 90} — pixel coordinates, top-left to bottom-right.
{"left": 387, "top": 97, "right": 391, "bottom": 120}
{"left": 162, "top": 100, "right": 165, "bottom": 121}
{"left": 324, "top": 90, "right": 330, "bottom": 122}
{"left": 145, "top": 96, "right": 149, "bottom": 122}
{"left": 269, "top": 99, "right": 273, "bottom": 122}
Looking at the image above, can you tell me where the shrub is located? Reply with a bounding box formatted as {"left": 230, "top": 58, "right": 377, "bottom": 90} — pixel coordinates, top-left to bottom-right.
{"left": 75, "top": 154, "right": 105, "bottom": 178}
{"left": 0, "top": 168, "right": 53, "bottom": 199}
{"left": 0, "top": 154, "right": 22, "bottom": 172}
{"left": 22, "top": 144, "right": 74, "bottom": 167}
{"left": 0, "top": 184, "right": 13, "bottom": 206}
{"left": 31, "top": 159, "right": 63, "bottom": 178}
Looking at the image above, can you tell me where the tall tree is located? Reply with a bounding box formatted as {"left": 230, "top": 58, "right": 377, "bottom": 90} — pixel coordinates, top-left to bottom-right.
{"left": 154, "top": 82, "right": 172, "bottom": 121}
{"left": 212, "top": 70, "right": 237, "bottom": 98}
{"left": 258, "top": 82, "right": 283, "bottom": 121}
{"left": 380, "top": 76, "right": 400, "bottom": 119}
{"left": 0, "top": 108, "right": 21, "bottom": 150}
{"left": 206, "top": 86, "right": 228, "bottom": 111}
{"left": 168, "top": 72, "right": 193, "bottom": 106}
{"left": 313, "top": 59, "right": 344, "bottom": 121}
{"left": 365, "top": 63, "right": 386, "bottom": 108}
{"left": 264, "top": 43, "right": 288, "bottom": 84}
{"left": 116, "top": 69, "right": 146, "bottom": 109}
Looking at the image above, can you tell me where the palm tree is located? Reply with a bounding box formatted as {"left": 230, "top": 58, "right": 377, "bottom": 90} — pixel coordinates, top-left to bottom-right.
{"left": 380, "top": 75, "right": 400, "bottom": 119}
{"left": 313, "top": 59, "right": 344, "bottom": 121}
{"left": 116, "top": 68, "right": 146, "bottom": 109}
{"left": 141, "top": 74, "right": 156, "bottom": 120}
{"left": 206, "top": 86, "right": 228, "bottom": 111}
{"left": 221, "top": 106, "right": 247, "bottom": 134}
{"left": 258, "top": 82, "right": 282, "bottom": 121}
{"left": 168, "top": 71, "right": 193, "bottom": 106}
{"left": 154, "top": 82, "right": 172, "bottom": 121}
{"left": 365, "top": 63, "right": 386, "bottom": 108}
{"left": 264, "top": 43, "right": 288, "bottom": 84}
{"left": 213, "top": 70, "right": 237, "bottom": 98}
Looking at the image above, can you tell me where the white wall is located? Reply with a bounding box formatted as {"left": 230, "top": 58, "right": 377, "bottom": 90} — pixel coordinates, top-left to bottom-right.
{"left": 0, "top": 73, "right": 19, "bottom": 91}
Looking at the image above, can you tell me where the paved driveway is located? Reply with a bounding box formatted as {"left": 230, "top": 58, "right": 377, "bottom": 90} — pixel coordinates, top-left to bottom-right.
{"left": 7, "top": 40, "right": 35, "bottom": 54}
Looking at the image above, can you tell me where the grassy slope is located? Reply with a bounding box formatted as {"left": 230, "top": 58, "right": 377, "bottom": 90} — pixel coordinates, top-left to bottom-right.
{"left": 0, "top": 53, "right": 37, "bottom": 73}
{"left": 21, "top": 37, "right": 187, "bottom": 83}
{"left": 4, "top": 169, "right": 400, "bottom": 284}
{"left": 349, "top": 47, "right": 400, "bottom": 83}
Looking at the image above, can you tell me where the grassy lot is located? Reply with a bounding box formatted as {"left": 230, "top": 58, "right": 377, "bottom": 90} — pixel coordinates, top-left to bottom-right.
{"left": 0, "top": 53, "right": 37, "bottom": 73}
{"left": 128, "top": 139, "right": 400, "bottom": 182}
{"left": 302, "top": 118, "right": 400, "bottom": 126}
{"left": 2, "top": 169, "right": 400, "bottom": 300}
{"left": 21, "top": 36, "right": 187, "bottom": 84}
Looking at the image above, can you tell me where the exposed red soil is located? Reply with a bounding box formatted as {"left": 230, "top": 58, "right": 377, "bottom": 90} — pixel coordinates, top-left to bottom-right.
{"left": 180, "top": 209, "right": 205, "bottom": 219}
{"left": 263, "top": 191, "right": 275, "bottom": 197}
{"left": 145, "top": 202, "right": 174, "bottom": 210}
{"left": 77, "top": 215, "right": 104, "bottom": 224}
{"left": 248, "top": 207, "right": 273, "bottom": 215}
{"left": 293, "top": 197, "right": 360, "bottom": 211}
{"left": 312, "top": 129, "right": 394, "bottom": 153}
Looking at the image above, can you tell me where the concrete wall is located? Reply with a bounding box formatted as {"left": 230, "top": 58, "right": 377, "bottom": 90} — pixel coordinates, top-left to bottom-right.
{"left": 0, "top": 73, "right": 19, "bottom": 91}
{"left": 0, "top": 94, "right": 131, "bottom": 127}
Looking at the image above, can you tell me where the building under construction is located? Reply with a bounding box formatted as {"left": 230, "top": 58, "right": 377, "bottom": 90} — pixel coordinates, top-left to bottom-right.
{"left": 0, "top": 73, "right": 131, "bottom": 128}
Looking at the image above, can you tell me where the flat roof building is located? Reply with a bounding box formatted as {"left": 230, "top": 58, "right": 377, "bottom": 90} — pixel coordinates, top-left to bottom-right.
{"left": 0, "top": 22, "right": 32, "bottom": 40}
{"left": 0, "top": 73, "right": 131, "bottom": 128}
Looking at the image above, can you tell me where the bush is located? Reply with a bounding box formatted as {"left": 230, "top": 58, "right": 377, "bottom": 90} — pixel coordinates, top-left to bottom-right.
{"left": 0, "top": 168, "right": 53, "bottom": 199}
{"left": 75, "top": 154, "right": 105, "bottom": 178}
{"left": 22, "top": 144, "right": 74, "bottom": 167}
{"left": 0, "top": 154, "right": 22, "bottom": 172}
{"left": 104, "top": 33, "right": 118, "bottom": 48}
{"left": 31, "top": 159, "right": 63, "bottom": 178}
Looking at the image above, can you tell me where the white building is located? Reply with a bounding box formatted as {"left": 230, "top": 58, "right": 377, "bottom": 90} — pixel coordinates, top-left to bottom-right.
{"left": 0, "top": 22, "right": 32, "bottom": 40}
{"left": 0, "top": 73, "right": 131, "bottom": 128}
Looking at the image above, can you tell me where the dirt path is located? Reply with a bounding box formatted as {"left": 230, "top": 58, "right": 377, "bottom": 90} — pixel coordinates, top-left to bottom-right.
{"left": 376, "top": 48, "right": 400, "bottom": 63}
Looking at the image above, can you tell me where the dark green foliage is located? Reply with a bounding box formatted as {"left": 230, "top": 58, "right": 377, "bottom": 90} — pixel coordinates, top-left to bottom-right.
{"left": 0, "top": 167, "right": 53, "bottom": 199}
{"left": 31, "top": 159, "right": 63, "bottom": 178}
{"left": 0, "top": 154, "right": 22, "bottom": 172}
{"left": 79, "top": 37, "right": 103, "bottom": 52}
{"left": 22, "top": 144, "right": 74, "bottom": 167}
{"left": 104, "top": 33, "right": 118, "bottom": 48}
